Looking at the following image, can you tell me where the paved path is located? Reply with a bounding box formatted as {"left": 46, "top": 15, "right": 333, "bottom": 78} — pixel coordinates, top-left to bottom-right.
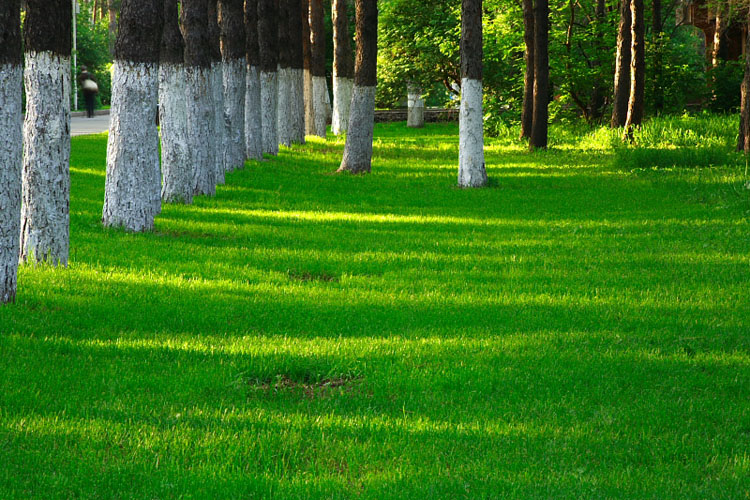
{"left": 71, "top": 113, "right": 110, "bottom": 137}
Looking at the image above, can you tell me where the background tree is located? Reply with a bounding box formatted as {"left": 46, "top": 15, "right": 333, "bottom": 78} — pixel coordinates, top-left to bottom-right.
{"left": 159, "top": 0, "right": 192, "bottom": 204}
{"left": 529, "top": 0, "right": 549, "bottom": 150}
{"left": 520, "top": 0, "right": 534, "bottom": 138}
{"left": 458, "top": 0, "right": 488, "bottom": 187}
{"left": 332, "top": 0, "right": 354, "bottom": 134}
{"left": 738, "top": 7, "right": 750, "bottom": 152}
{"left": 0, "top": 0, "right": 22, "bottom": 303}
{"left": 183, "top": 0, "right": 217, "bottom": 196}
{"left": 102, "top": 0, "right": 164, "bottom": 232}
{"left": 288, "top": 0, "right": 306, "bottom": 143}
{"left": 258, "top": 0, "right": 279, "bottom": 155}
{"left": 338, "top": 0, "right": 378, "bottom": 173}
{"left": 219, "top": 0, "right": 246, "bottom": 169}
{"left": 21, "top": 0, "right": 72, "bottom": 262}
{"left": 277, "top": 0, "right": 294, "bottom": 147}
{"left": 245, "top": 0, "right": 263, "bottom": 160}
{"left": 611, "top": 0, "right": 631, "bottom": 127}
{"left": 310, "top": 0, "right": 328, "bottom": 137}
{"left": 623, "top": 0, "right": 644, "bottom": 139}
{"left": 207, "top": 0, "right": 227, "bottom": 182}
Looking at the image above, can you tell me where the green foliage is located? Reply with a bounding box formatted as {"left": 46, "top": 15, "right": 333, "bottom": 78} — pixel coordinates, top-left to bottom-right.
{"left": 1, "top": 118, "right": 749, "bottom": 497}
{"left": 707, "top": 60, "right": 744, "bottom": 113}
{"left": 73, "top": 3, "right": 114, "bottom": 107}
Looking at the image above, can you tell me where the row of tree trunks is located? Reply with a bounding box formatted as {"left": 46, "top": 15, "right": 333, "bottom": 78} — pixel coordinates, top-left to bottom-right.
{"left": 0, "top": 0, "right": 22, "bottom": 303}
{"left": 332, "top": 0, "right": 354, "bottom": 135}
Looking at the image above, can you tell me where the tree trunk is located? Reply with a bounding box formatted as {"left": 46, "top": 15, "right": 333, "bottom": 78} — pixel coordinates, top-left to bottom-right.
{"left": 310, "top": 0, "right": 327, "bottom": 138}
{"left": 529, "top": 0, "right": 549, "bottom": 150}
{"left": 207, "top": 0, "right": 226, "bottom": 183}
{"left": 258, "top": 0, "right": 279, "bottom": 155}
{"left": 108, "top": 0, "right": 119, "bottom": 56}
{"left": 103, "top": 0, "right": 163, "bottom": 231}
{"left": 332, "top": 0, "right": 354, "bottom": 135}
{"left": 245, "top": 0, "right": 263, "bottom": 160}
{"left": 338, "top": 0, "right": 377, "bottom": 174}
{"left": 520, "top": 0, "right": 534, "bottom": 139}
{"left": 458, "top": 0, "right": 487, "bottom": 187}
{"left": 288, "top": 0, "right": 306, "bottom": 144}
{"left": 589, "top": 0, "right": 606, "bottom": 122}
{"left": 219, "top": 0, "right": 246, "bottom": 169}
{"left": 737, "top": 12, "right": 750, "bottom": 152}
{"left": 611, "top": 0, "right": 631, "bottom": 128}
{"left": 711, "top": 2, "right": 728, "bottom": 69}
{"left": 302, "top": 0, "right": 315, "bottom": 136}
{"left": 0, "top": 0, "right": 22, "bottom": 303}
{"left": 623, "top": 0, "right": 645, "bottom": 140}
{"left": 159, "top": 0, "right": 192, "bottom": 204}
{"left": 652, "top": 0, "right": 663, "bottom": 113}
{"left": 21, "top": 0, "right": 72, "bottom": 261}
{"left": 277, "top": 0, "right": 293, "bottom": 147}
{"left": 407, "top": 83, "right": 425, "bottom": 128}
{"left": 183, "top": 0, "right": 216, "bottom": 197}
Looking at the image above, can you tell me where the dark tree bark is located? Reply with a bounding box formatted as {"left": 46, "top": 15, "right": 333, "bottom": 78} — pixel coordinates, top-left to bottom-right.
{"left": 245, "top": 0, "right": 260, "bottom": 68}
{"left": 277, "top": 0, "right": 293, "bottom": 145}
{"left": 289, "top": 0, "right": 304, "bottom": 72}
{"left": 288, "top": 0, "right": 306, "bottom": 143}
{"left": 520, "top": 0, "right": 535, "bottom": 139}
{"left": 302, "top": 0, "right": 314, "bottom": 134}
{"left": 529, "top": 0, "right": 549, "bottom": 151}
{"left": 160, "top": 0, "right": 184, "bottom": 64}
{"left": 183, "top": 0, "right": 211, "bottom": 68}
{"left": 21, "top": 0, "right": 73, "bottom": 264}
{"left": 278, "top": 0, "right": 292, "bottom": 70}
{"left": 207, "top": 0, "right": 222, "bottom": 63}
{"left": 611, "top": 0, "right": 631, "bottom": 128}
{"left": 219, "top": 0, "right": 245, "bottom": 61}
{"left": 310, "top": 0, "right": 327, "bottom": 136}
{"left": 0, "top": 0, "right": 22, "bottom": 303}
{"left": 338, "top": 0, "right": 378, "bottom": 174}
{"left": 207, "top": 0, "right": 227, "bottom": 181}
{"left": 219, "top": 0, "right": 246, "bottom": 169}
{"left": 108, "top": 0, "right": 119, "bottom": 55}
{"left": 102, "top": 0, "right": 164, "bottom": 231}
{"left": 245, "top": 0, "right": 263, "bottom": 159}
{"left": 623, "top": 0, "right": 645, "bottom": 140}
{"left": 652, "top": 0, "right": 663, "bottom": 113}
{"left": 458, "top": 0, "right": 487, "bottom": 187}
{"left": 258, "top": 0, "right": 279, "bottom": 154}
{"left": 737, "top": 11, "right": 750, "bottom": 152}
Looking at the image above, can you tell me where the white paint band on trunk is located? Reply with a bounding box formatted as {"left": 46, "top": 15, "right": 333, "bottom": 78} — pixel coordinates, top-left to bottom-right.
{"left": 159, "top": 63, "right": 192, "bottom": 204}
{"left": 103, "top": 60, "right": 161, "bottom": 232}
{"left": 21, "top": 52, "right": 71, "bottom": 264}
{"left": 458, "top": 77, "right": 488, "bottom": 188}
{"left": 260, "top": 70, "right": 279, "bottom": 155}
{"left": 245, "top": 64, "right": 263, "bottom": 160}
{"left": 186, "top": 65, "right": 216, "bottom": 196}
{"left": 0, "top": 63, "right": 22, "bottom": 302}
{"left": 332, "top": 76, "right": 353, "bottom": 135}
{"left": 223, "top": 58, "right": 246, "bottom": 170}
{"left": 312, "top": 75, "right": 328, "bottom": 138}
{"left": 212, "top": 62, "right": 226, "bottom": 184}
{"left": 289, "top": 68, "right": 305, "bottom": 144}
{"left": 339, "top": 85, "right": 376, "bottom": 173}
{"left": 407, "top": 89, "right": 425, "bottom": 128}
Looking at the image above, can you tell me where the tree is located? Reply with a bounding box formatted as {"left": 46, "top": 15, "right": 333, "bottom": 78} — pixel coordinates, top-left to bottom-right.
{"left": 183, "top": 0, "right": 217, "bottom": 196}
{"left": 332, "top": 0, "right": 354, "bottom": 134}
{"left": 611, "top": 0, "right": 631, "bottom": 127}
{"left": 623, "top": 0, "right": 644, "bottom": 140}
{"left": 245, "top": 0, "right": 263, "bottom": 160}
{"left": 207, "top": 0, "right": 227, "bottom": 182}
{"left": 288, "top": 0, "right": 306, "bottom": 144}
{"left": 21, "top": 0, "right": 73, "bottom": 260}
{"left": 338, "top": 0, "right": 378, "bottom": 174}
{"left": 458, "top": 0, "right": 488, "bottom": 187}
{"left": 0, "top": 0, "right": 22, "bottom": 303}
{"left": 219, "top": 0, "right": 246, "bottom": 169}
{"left": 520, "top": 0, "right": 534, "bottom": 139}
{"left": 277, "top": 0, "right": 294, "bottom": 147}
{"left": 102, "top": 0, "right": 164, "bottom": 231}
{"left": 407, "top": 82, "right": 425, "bottom": 128}
{"left": 738, "top": 9, "right": 750, "bottom": 152}
{"left": 160, "top": 0, "right": 192, "bottom": 204}
{"left": 258, "top": 0, "right": 279, "bottom": 155}
{"left": 310, "top": 0, "right": 327, "bottom": 138}
{"left": 529, "top": 0, "right": 549, "bottom": 150}
{"left": 302, "top": 0, "right": 315, "bottom": 135}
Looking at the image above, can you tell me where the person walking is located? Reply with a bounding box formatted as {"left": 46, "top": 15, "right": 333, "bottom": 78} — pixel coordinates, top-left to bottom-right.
{"left": 78, "top": 66, "right": 99, "bottom": 118}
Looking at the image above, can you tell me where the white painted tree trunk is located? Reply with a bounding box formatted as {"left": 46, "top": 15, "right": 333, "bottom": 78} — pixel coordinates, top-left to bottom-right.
{"left": 339, "top": 85, "right": 375, "bottom": 173}
{"left": 260, "top": 70, "right": 279, "bottom": 155}
{"left": 186, "top": 65, "right": 216, "bottom": 196}
{"left": 458, "top": 78, "right": 487, "bottom": 188}
{"left": 312, "top": 75, "right": 327, "bottom": 137}
{"left": 277, "top": 66, "right": 293, "bottom": 147}
{"left": 103, "top": 61, "right": 162, "bottom": 232}
{"left": 325, "top": 78, "right": 333, "bottom": 122}
{"left": 245, "top": 64, "right": 263, "bottom": 160}
{"left": 290, "top": 68, "right": 305, "bottom": 144}
{"left": 0, "top": 64, "right": 22, "bottom": 303}
{"left": 304, "top": 68, "right": 315, "bottom": 136}
{"left": 407, "top": 86, "right": 425, "bottom": 128}
{"left": 223, "top": 58, "right": 246, "bottom": 170}
{"left": 332, "top": 76, "right": 353, "bottom": 135}
{"left": 212, "top": 62, "right": 227, "bottom": 184}
{"left": 159, "top": 63, "right": 193, "bottom": 204}
{"left": 20, "top": 52, "right": 71, "bottom": 264}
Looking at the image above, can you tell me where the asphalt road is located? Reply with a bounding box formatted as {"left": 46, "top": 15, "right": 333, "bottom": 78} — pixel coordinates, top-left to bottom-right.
{"left": 71, "top": 113, "right": 110, "bottom": 137}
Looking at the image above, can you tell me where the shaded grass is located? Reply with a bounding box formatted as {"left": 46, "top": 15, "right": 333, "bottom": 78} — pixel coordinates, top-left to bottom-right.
{"left": 1, "top": 118, "right": 749, "bottom": 498}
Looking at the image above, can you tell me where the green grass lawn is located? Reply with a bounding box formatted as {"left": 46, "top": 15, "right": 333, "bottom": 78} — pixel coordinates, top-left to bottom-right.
{"left": 1, "top": 118, "right": 749, "bottom": 498}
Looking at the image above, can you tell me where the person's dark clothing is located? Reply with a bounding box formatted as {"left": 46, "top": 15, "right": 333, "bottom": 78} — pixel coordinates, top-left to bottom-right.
{"left": 78, "top": 71, "right": 98, "bottom": 118}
